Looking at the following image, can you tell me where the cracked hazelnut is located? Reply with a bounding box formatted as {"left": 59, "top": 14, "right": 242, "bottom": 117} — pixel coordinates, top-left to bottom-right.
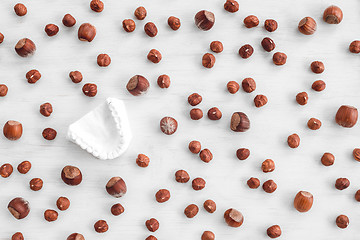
{"left": 17, "top": 161, "right": 31, "bottom": 174}
{"left": 127, "top": 75, "right": 149, "bottom": 96}
{"left": 296, "top": 92, "right": 308, "bottom": 105}
{"left": 190, "top": 108, "right": 203, "bottom": 120}
{"left": 42, "top": 128, "right": 57, "bottom": 140}
{"left": 242, "top": 78, "right": 256, "bottom": 93}
{"left": 0, "top": 84, "right": 8, "bottom": 97}
{"left": 353, "top": 148, "right": 360, "bottom": 161}
{"left": 175, "top": 170, "right": 190, "bottom": 183}
{"left": 272, "top": 52, "right": 287, "bottom": 65}
{"left": 261, "top": 37, "right": 275, "bottom": 52}
{"left": 224, "top": 208, "right": 244, "bottom": 227}
{"left": 263, "top": 180, "right": 277, "bottom": 193}
{"left": 336, "top": 215, "right": 349, "bottom": 229}
{"left": 146, "top": 236, "right": 157, "bottom": 240}
{"left": 203, "top": 200, "right": 216, "bottom": 213}
{"left": 147, "top": 49, "right": 162, "bottom": 63}
{"left": 208, "top": 107, "right": 222, "bottom": 120}
{"left": 45, "top": 24, "right": 59, "bottom": 37}
{"left": 0, "top": 163, "right": 13, "bottom": 178}
{"left": 210, "top": 41, "right": 223, "bottom": 53}
{"left": 155, "top": 189, "right": 170, "bottom": 203}
{"left": 262, "top": 159, "right": 275, "bottom": 173}
{"left": 184, "top": 204, "right": 199, "bottom": 218}
{"left": 15, "top": 38, "right": 36, "bottom": 57}
{"left": 321, "top": 153, "right": 334, "bottom": 166}
{"left": 157, "top": 74, "right": 170, "bottom": 88}
{"left": 335, "top": 178, "right": 350, "bottom": 190}
{"left": 267, "top": 225, "right": 281, "bottom": 238}
{"left": 224, "top": 0, "right": 239, "bottom": 12}
{"left": 44, "top": 209, "right": 58, "bottom": 222}
{"left": 67, "top": 233, "right": 84, "bottom": 240}
{"left": 82, "top": 83, "right": 97, "bottom": 97}
{"left": 8, "top": 197, "right": 30, "bottom": 219}
{"left": 227, "top": 81, "right": 239, "bottom": 94}
{"left": 236, "top": 148, "right": 250, "bottom": 160}
{"left": 188, "top": 93, "right": 202, "bottom": 106}
{"left": 146, "top": 218, "right": 159, "bottom": 232}
{"left": 312, "top": 80, "right": 326, "bottom": 92}
{"left": 136, "top": 154, "right": 150, "bottom": 167}
{"left": 264, "top": 19, "right": 278, "bottom": 32}
{"left": 201, "top": 231, "right": 215, "bottom": 240}
{"left": 14, "top": 3, "right": 27, "bottom": 16}
{"left": 123, "top": 19, "right": 136, "bottom": 32}
{"left": 244, "top": 15, "right": 259, "bottom": 28}
{"left": 111, "top": 203, "right": 124, "bottom": 216}
{"left": 61, "top": 165, "right": 82, "bottom": 186}
{"left": 239, "top": 44, "right": 254, "bottom": 59}
{"left": 254, "top": 94, "right": 268, "bottom": 107}
{"left": 298, "top": 17, "right": 316, "bottom": 35}
{"left": 202, "top": 53, "right": 216, "bottom": 68}
{"left": 69, "top": 71, "right": 83, "bottom": 83}
{"left": 294, "top": 191, "right": 313, "bottom": 212}
{"left": 26, "top": 69, "right": 41, "bottom": 84}
{"left": 192, "top": 177, "right": 206, "bottom": 190}
{"left": 160, "top": 117, "right": 178, "bottom": 135}
{"left": 230, "top": 112, "right": 250, "bottom": 132}
{"left": 307, "top": 118, "right": 322, "bottom": 130}
{"left": 40, "top": 103, "right": 53, "bottom": 117}
{"left": 168, "top": 16, "right": 181, "bottom": 30}
{"left": 200, "top": 149, "right": 213, "bottom": 163}
{"left": 56, "top": 197, "right": 70, "bottom": 211}
{"left": 12, "top": 232, "right": 24, "bottom": 240}
{"left": 30, "top": 178, "right": 43, "bottom": 191}
{"left": 144, "top": 22, "right": 158, "bottom": 37}
{"left": 195, "top": 10, "right": 215, "bottom": 31}
{"left": 90, "top": 0, "right": 104, "bottom": 12}
{"left": 335, "top": 105, "right": 358, "bottom": 128}
{"left": 97, "top": 54, "right": 111, "bottom": 67}
{"left": 323, "top": 6, "right": 343, "bottom": 24}
{"left": 189, "top": 140, "right": 201, "bottom": 154}
{"left": 3, "top": 120, "right": 23, "bottom": 140}
{"left": 287, "top": 133, "right": 300, "bottom": 148}
{"left": 63, "top": 14, "right": 76, "bottom": 27}
{"left": 94, "top": 220, "right": 108, "bottom": 233}
{"left": 247, "top": 177, "right": 260, "bottom": 189}
{"left": 78, "top": 23, "right": 96, "bottom": 42}
{"left": 134, "top": 6, "right": 147, "bottom": 20}
{"left": 349, "top": 40, "right": 360, "bottom": 53}
{"left": 311, "top": 61, "right": 325, "bottom": 74}
{"left": 106, "top": 177, "right": 127, "bottom": 197}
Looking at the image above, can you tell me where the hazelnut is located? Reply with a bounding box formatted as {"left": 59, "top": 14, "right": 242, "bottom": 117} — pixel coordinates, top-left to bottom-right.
{"left": 155, "top": 189, "right": 170, "bottom": 203}
{"left": 134, "top": 6, "right": 147, "bottom": 20}
{"left": 355, "top": 190, "right": 360, "bottom": 201}
{"left": 349, "top": 40, "right": 360, "bottom": 53}
{"left": 111, "top": 203, "right": 124, "bottom": 216}
{"left": 244, "top": 15, "right": 259, "bottom": 28}
{"left": 90, "top": 0, "right": 104, "bottom": 12}
{"left": 208, "top": 107, "right": 222, "bottom": 120}
{"left": 298, "top": 17, "right": 317, "bottom": 35}
{"left": 78, "top": 23, "right": 96, "bottom": 42}
{"left": 335, "top": 178, "right": 350, "bottom": 190}
{"left": 94, "top": 220, "right": 108, "bottom": 233}
{"left": 0, "top": 84, "right": 8, "bottom": 96}
{"left": 56, "top": 197, "right": 70, "bottom": 211}
{"left": 136, "top": 154, "right": 150, "bottom": 167}
{"left": 123, "top": 19, "right": 136, "bottom": 32}
{"left": 272, "top": 52, "right": 287, "bottom": 65}
{"left": 247, "top": 177, "right": 260, "bottom": 189}
{"left": 61, "top": 165, "right": 82, "bottom": 186}
{"left": 201, "top": 231, "right": 215, "bottom": 240}
{"left": 12, "top": 232, "right": 24, "bottom": 240}
{"left": 293, "top": 191, "right": 313, "bottom": 212}
{"left": 242, "top": 78, "right": 256, "bottom": 93}
{"left": 239, "top": 44, "right": 254, "bottom": 59}
{"left": 210, "top": 41, "right": 223, "bottom": 53}
{"left": 307, "top": 118, "right": 322, "bottom": 130}
{"left": 160, "top": 117, "right": 178, "bottom": 135}
{"left": 263, "top": 180, "right": 277, "bottom": 193}
{"left": 8, "top": 197, "right": 30, "bottom": 219}
{"left": 310, "top": 61, "right": 325, "bottom": 74}
{"left": 184, "top": 204, "right": 199, "bottom": 218}
{"left": 15, "top": 38, "right": 36, "bottom": 57}
{"left": 3, "top": 120, "right": 23, "bottom": 140}
{"left": 195, "top": 10, "right": 215, "bottom": 31}
{"left": 0, "top": 163, "right": 13, "bottom": 178}
{"left": 264, "top": 19, "right": 278, "bottom": 32}
{"left": 14, "top": 3, "right": 27, "bottom": 16}
{"left": 321, "top": 153, "right": 334, "bottom": 166}
{"left": 82, "top": 83, "right": 97, "bottom": 97}
{"left": 267, "top": 225, "right": 281, "bottom": 238}
{"left": 261, "top": 37, "right": 276, "bottom": 52}
{"left": 224, "top": 0, "right": 239, "bottom": 13}
{"left": 296, "top": 92, "right": 308, "bottom": 105}
{"left": 67, "top": 233, "right": 85, "bottom": 240}
{"left": 127, "top": 75, "right": 149, "bottom": 96}
{"left": 63, "top": 14, "right": 76, "bottom": 27}
{"left": 203, "top": 199, "right": 216, "bottom": 213}
{"left": 287, "top": 133, "right": 300, "bottom": 148}
{"left": 106, "top": 177, "right": 127, "bottom": 197}
{"left": 69, "top": 71, "right": 83, "bottom": 83}
{"left": 17, "top": 161, "right": 31, "bottom": 174}
{"left": 146, "top": 218, "right": 159, "bottom": 232}
{"left": 230, "top": 112, "right": 250, "bottom": 132}
{"left": 336, "top": 215, "right": 349, "bottom": 229}
{"left": 26, "top": 69, "right": 41, "bottom": 84}
{"left": 189, "top": 140, "right": 201, "bottom": 154}
{"left": 202, "top": 53, "right": 216, "bottom": 68}
{"left": 190, "top": 108, "right": 203, "bottom": 120}
{"left": 29, "top": 178, "right": 43, "bottom": 191}
{"left": 335, "top": 105, "right": 358, "bottom": 128}
{"left": 40, "top": 103, "right": 53, "bottom": 117}
{"left": 192, "top": 177, "right": 206, "bottom": 190}
{"left": 200, "top": 149, "right": 213, "bottom": 163}
{"left": 227, "top": 81, "right": 239, "bottom": 94}
{"left": 45, "top": 24, "right": 59, "bottom": 37}
{"left": 157, "top": 74, "right": 170, "bottom": 88}
{"left": 312, "top": 80, "right": 326, "bottom": 92}
{"left": 147, "top": 49, "right": 162, "bottom": 63}
{"left": 188, "top": 93, "right": 202, "bottom": 106}
{"left": 353, "top": 148, "right": 360, "bottom": 161}
{"left": 236, "top": 148, "right": 250, "bottom": 160}
{"left": 224, "top": 208, "right": 244, "bottom": 227}
{"left": 44, "top": 209, "right": 58, "bottom": 222}
{"left": 261, "top": 159, "right": 275, "bottom": 173}
{"left": 97, "top": 54, "right": 111, "bottom": 67}
{"left": 144, "top": 22, "right": 158, "bottom": 37}
{"left": 0, "top": 33, "right": 4, "bottom": 44}
{"left": 146, "top": 236, "right": 157, "bottom": 240}
{"left": 323, "top": 6, "right": 343, "bottom": 24}
{"left": 168, "top": 16, "right": 181, "bottom": 30}
{"left": 42, "top": 128, "right": 57, "bottom": 140}
{"left": 175, "top": 170, "right": 190, "bottom": 183}
{"left": 254, "top": 94, "right": 268, "bottom": 108}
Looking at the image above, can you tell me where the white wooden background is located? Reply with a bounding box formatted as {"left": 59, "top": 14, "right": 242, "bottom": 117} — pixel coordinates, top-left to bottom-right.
{"left": 1, "top": 0, "right": 360, "bottom": 239}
